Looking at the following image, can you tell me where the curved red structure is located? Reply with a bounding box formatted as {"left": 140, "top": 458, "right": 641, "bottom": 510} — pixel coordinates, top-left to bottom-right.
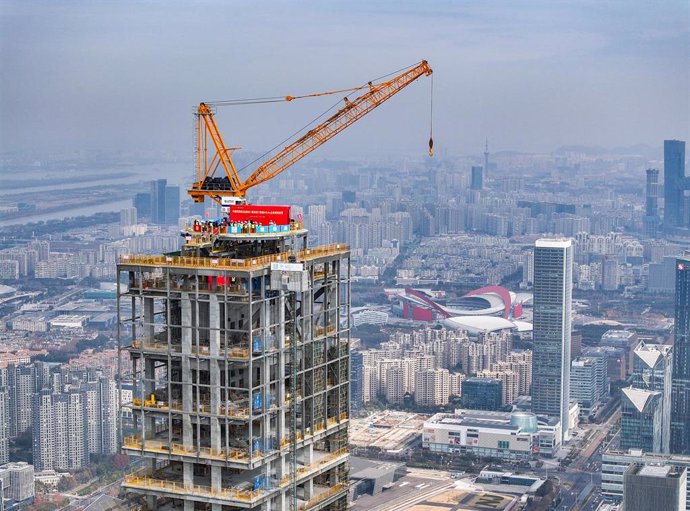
{"left": 461, "top": 285, "right": 513, "bottom": 319}
{"left": 404, "top": 288, "right": 451, "bottom": 318}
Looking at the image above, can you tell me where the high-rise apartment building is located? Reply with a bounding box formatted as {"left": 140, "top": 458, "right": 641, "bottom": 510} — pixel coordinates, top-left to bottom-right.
{"left": 531, "top": 238, "right": 573, "bottom": 443}
{"left": 645, "top": 168, "right": 661, "bottom": 238}
{"left": 119, "top": 224, "right": 351, "bottom": 510}
{"left": 32, "top": 375, "right": 118, "bottom": 472}
{"left": 570, "top": 357, "right": 604, "bottom": 420}
{"left": 0, "top": 386, "right": 8, "bottom": 464}
{"left": 7, "top": 364, "right": 35, "bottom": 439}
{"left": 120, "top": 207, "right": 138, "bottom": 227}
{"left": 350, "top": 351, "right": 364, "bottom": 410}
{"left": 632, "top": 342, "right": 673, "bottom": 453}
{"left": 602, "top": 257, "right": 619, "bottom": 291}
{"left": 414, "top": 368, "right": 450, "bottom": 407}
{"left": 664, "top": 140, "right": 687, "bottom": 230}
{"left": 672, "top": 253, "right": 690, "bottom": 454}
{"left": 385, "top": 366, "right": 406, "bottom": 404}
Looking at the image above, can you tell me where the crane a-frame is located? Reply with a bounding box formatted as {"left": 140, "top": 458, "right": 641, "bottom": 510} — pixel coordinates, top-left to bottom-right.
{"left": 187, "top": 60, "right": 433, "bottom": 205}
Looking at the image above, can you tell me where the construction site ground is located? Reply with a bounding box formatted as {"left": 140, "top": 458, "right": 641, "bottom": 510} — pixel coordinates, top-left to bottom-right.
{"left": 350, "top": 469, "right": 517, "bottom": 511}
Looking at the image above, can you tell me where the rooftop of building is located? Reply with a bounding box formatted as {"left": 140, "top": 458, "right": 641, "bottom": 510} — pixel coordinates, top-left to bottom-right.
{"left": 427, "top": 409, "right": 559, "bottom": 429}
{"left": 621, "top": 386, "right": 661, "bottom": 413}
{"left": 443, "top": 315, "right": 527, "bottom": 334}
{"left": 119, "top": 242, "right": 349, "bottom": 272}
{"left": 535, "top": 238, "right": 572, "bottom": 248}
{"left": 603, "top": 449, "right": 690, "bottom": 463}
{"left": 349, "top": 411, "right": 426, "bottom": 452}
{"left": 349, "top": 457, "right": 403, "bottom": 481}
{"left": 630, "top": 464, "right": 687, "bottom": 479}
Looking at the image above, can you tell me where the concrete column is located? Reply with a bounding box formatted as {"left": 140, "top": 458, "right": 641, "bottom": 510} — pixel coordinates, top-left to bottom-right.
{"left": 144, "top": 358, "right": 156, "bottom": 438}
{"left": 143, "top": 297, "right": 155, "bottom": 339}
{"left": 181, "top": 294, "right": 193, "bottom": 448}
{"left": 146, "top": 495, "right": 157, "bottom": 510}
{"left": 181, "top": 293, "right": 192, "bottom": 356}
{"left": 209, "top": 295, "right": 221, "bottom": 452}
{"left": 304, "top": 443, "right": 313, "bottom": 464}
{"left": 183, "top": 460, "right": 193, "bottom": 487}
{"left": 303, "top": 477, "right": 314, "bottom": 499}
{"left": 211, "top": 465, "right": 221, "bottom": 491}
{"left": 209, "top": 295, "right": 220, "bottom": 357}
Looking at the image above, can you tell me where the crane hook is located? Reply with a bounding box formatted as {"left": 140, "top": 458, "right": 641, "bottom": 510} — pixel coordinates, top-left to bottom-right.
{"left": 429, "top": 137, "right": 434, "bottom": 157}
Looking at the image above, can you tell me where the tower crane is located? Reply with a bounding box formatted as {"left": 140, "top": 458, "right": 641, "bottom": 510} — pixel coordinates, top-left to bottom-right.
{"left": 187, "top": 60, "right": 433, "bottom": 205}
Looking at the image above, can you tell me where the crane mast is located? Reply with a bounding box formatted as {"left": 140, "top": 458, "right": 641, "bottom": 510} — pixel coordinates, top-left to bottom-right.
{"left": 188, "top": 60, "right": 432, "bottom": 204}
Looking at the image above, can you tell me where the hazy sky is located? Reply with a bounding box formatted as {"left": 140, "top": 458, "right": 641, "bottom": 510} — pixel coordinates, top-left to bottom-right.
{"left": 1, "top": 0, "right": 688, "bottom": 159}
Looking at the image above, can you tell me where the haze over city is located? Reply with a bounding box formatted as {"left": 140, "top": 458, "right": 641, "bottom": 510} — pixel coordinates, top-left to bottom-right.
{"left": 1, "top": 0, "right": 688, "bottom": 157}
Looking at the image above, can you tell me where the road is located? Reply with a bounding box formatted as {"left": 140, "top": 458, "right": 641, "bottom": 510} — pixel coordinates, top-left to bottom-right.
{"left": 533, "top": 406, "right": 619, "bottom": 510}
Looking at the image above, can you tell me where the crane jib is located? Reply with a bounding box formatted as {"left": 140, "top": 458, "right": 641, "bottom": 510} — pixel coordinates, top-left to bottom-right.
{"left": 188, "top": 60, "right": 433, "bottom": 205}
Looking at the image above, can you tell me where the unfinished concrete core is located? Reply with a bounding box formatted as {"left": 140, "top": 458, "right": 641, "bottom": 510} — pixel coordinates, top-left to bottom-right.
{"left": 117, "top": 230, "right": 350, "bottom": 511}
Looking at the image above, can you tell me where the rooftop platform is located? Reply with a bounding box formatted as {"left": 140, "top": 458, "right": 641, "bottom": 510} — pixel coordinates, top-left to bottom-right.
{"left": 118, "top": 243, "right": 349, "bottom": 272}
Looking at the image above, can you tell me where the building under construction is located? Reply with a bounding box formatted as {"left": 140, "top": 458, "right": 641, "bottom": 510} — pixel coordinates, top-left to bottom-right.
{"left": 116, "top": 60, "right": 432, "bottom": 511}
{"left": 118, "top": 225, "right": 351, "bottom": 511}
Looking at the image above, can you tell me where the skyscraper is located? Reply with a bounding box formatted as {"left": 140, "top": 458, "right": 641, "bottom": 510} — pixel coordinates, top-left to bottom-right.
{"left": 671, "top": 253, "right": 690, "bottom": 454}
{"left": 164, "top": 185, "right": 180, "bottom": 225}
{"left": 118, "top": 226, "right": 351, "bottom": 510}
{"left": 133, "top": 192, "right": 152, "bottom": 220}
{"left": 631, "top": 342, "right": 673, "bottom": 453}
{"left": 645, "top": 168, "right": 661, "bottom": 238}
{"left": 532, "top": 238, "right": 573, "bottom": 442}
{"left": 470, "top": 166, "right": 483, "bottom": 191}
{"left": 664, "top": 140, "right": 686, "bottom": 230}
{"left": 150, "top": 179, "right": 168, "bottom": 224}
{"left": 620, "top": 386, "right": 663, "bottom": 453}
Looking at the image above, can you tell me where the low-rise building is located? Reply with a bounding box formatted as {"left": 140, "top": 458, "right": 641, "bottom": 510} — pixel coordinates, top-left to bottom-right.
{"left": 0, "top": 462, "right": 35, "bottom": 506}
{"left": 461, "top": 377, "right": 503, "bottom": 411}
{"left": 602, "top": 449, "right": 690, "bottom": 506}
{"left": 422, "top": 410, "right": 561, "bottom": 461}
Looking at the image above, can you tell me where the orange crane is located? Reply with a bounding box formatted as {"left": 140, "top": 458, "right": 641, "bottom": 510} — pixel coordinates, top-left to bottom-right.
{"left": 187, "top": 60, "right": 433, "bottom": 205}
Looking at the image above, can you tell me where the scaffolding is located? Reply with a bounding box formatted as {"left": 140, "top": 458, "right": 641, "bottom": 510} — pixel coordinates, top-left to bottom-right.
{"left": 118, "top": 231, "right": 351, "bottom": 511}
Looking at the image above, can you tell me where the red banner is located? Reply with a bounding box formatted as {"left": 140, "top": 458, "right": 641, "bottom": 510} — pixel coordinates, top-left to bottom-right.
{"left": 229, "top": 205, "right": 291, "bottom": 226}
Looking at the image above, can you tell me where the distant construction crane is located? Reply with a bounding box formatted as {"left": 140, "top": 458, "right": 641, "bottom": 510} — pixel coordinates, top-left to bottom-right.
{"left": 187, "top": 60, "right": 433, "bottom": 205}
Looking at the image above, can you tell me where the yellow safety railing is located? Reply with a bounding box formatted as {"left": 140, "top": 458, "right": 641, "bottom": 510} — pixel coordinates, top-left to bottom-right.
{"left": 123, "top": 473, "right": 263, "bottom": 503}
{"left": 123, "top": 436, "right": 254, "bottom": 462}
{"left": 279, "top": 449, "right": 348, "bottom": 488}
{"left": 119, "top": 244, "right": 349, "bottom": 271}
{"left": 299, "top": 482, "right": 348, "bottom": 510}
